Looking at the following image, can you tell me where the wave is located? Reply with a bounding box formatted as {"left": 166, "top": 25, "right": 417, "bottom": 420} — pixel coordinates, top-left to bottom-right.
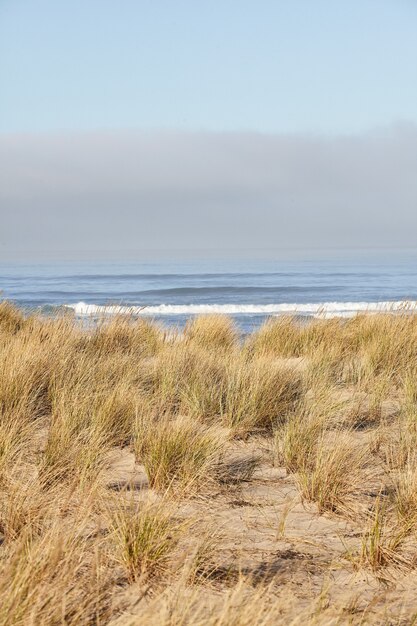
{"left": 16, "top": 285, "right": 342, "bottom": 298}
{"left": 64, "top": 301, "right": 417, "bottom": 318}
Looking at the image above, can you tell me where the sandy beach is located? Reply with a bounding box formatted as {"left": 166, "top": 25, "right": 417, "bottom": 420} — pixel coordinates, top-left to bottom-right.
{"left": 2, "top": 302, "right": 417, "bottom": 624}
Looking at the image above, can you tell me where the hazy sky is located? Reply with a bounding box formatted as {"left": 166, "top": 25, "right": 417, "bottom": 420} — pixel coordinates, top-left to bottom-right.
{"left": 1, "top": 1, "right": 417, "bottom": 258}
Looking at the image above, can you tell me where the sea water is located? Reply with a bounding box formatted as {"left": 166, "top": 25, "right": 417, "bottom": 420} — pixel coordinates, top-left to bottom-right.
{"left": 1, "top": 252, "right": 417, "bottom": 333}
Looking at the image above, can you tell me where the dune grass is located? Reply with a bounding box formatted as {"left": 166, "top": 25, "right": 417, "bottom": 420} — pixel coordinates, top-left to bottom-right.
{"left": 133, "top": 413, "right": 225, "bottom": 492}
{"left": 2, "top": 304, "right": 417, "bottom": 623}
{"left": 109, "top": 496, "right": 183, "bottom": 581}
{"left": 295, "top": 430, "right": 370, "bottom": 514}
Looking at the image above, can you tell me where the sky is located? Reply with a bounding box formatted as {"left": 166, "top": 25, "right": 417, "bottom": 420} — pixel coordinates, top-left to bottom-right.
{"left": 1, "top": 1, "right": 417, "bottom": 258}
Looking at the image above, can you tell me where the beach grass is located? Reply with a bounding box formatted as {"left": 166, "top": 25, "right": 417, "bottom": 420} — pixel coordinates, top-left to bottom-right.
{"left": 2, "top": 302, "right": 417, "bottom": 623}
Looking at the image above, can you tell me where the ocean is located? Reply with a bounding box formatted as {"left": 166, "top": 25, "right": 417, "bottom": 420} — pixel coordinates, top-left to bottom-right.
{"left": 2, "top": 253, "right": 417, "bottom": 332}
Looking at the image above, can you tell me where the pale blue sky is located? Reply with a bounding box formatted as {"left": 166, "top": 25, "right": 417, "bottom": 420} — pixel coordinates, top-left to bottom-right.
{"left": 1, "top": 0, "right": 417, "bottom": 134}
{"left": 1, "top": 1, "right": 417, "bottom": 258}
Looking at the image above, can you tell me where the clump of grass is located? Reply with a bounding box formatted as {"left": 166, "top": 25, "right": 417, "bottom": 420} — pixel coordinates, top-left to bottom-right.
{"left": 0, "top": 301, "right": 25, "bottom": 334}
{"left": 87, "top": 314, "right": 164, "bottom": 357}
{"left": 0, "top": 517, "right": 114, "bottom": 626}
{"left": 346, "top": 499, "right": 410, "bottom": 572}
{"left": 88, "top": 384, "right": 137, "bottom": 446}
{"left": 109, "top": 498, "right": 182, "bottom": 581}
{"left": 303, "top": 343, "right": 349, "bottom": 388}
{"left": 181, "top": 527, "right": 223, "bottom": 584}
{"left": 341, "top": 384, "right": 388, "bottom": 430}
{"left": 141, "top": 343, "right": 301, "bottom": 435}
{"left": 296, "top": 431, "right": 369, "bottom": 514}
{"left": 0, "top": 334, "right": 53, "bottom": 421}
{"left": 134, "top": 414, "right": 225, "bottom": 491}
{"left": 379, "top": 408, "right": 417, "bottom": 471}
{"left": 173, "top": 346, "right": 226, "bottom": 420}
{"left": 250, "top": 312, "right": 417, "bottom": 387}
{"left": 146, "top": 344, "right": 211, "bottom": 415}
{"left": 184, "top": 314, "right": 238, "bottom": 352}
{"left": 275, "top": 414, "right": 323, "bottom": 474}
{"left": 248, "top": 315, "right": 346, "bottom": 360}
{"left": 246, "top": 315, "right": 304, "bottom": 357}
{"left": 392, "top": 461, "right": 417, "bottom": 524}
{"left": 274, "top": 385, "right": 337, "bottom": 473}
{"left": 221, "top": 357, "right": 302, "bottom": 435}
{"left": 41, "top": 418, "right": 112, "bottom": 488}
{"left": 0, "top": 475, "right": 54, "bottom": 542}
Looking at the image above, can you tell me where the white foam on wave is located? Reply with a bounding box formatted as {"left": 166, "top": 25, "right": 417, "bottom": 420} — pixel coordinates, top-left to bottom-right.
{"left": 65, "top": 301, "right": 417, "bottom": 319}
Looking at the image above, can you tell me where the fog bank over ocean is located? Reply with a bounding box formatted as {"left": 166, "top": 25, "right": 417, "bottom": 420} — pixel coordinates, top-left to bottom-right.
{"left": 1, "top": 125, "right": 416, "bottom": 259}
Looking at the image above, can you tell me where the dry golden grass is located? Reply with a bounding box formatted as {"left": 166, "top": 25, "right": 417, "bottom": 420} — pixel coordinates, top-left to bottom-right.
{"left": 133, "top": 413, "right": 225, "bottom": 492}
{"left": 3, "top": 303, "right": 417, "bottom": 623}
{"left": 109, "top": 496, "right": 183, "bottom": 581}
{"left": 184, "top": 314, "right": 238, "bottom": 352}
{"left": 296, "top": 430, "right": 370, "bottom": 514}
{"left": 344, "top": 498, "right": 413, "bottom": 577}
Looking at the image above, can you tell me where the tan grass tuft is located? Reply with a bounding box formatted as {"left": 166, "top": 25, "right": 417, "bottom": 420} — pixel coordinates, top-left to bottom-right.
{"left": 109, "top": 497, "right": 182, "bottom": 581}
{"left": 184, "top": 314, "right": 238, "bottom": 352}
{"left": 134, "top": 414, "right": 225, "bottom": 491}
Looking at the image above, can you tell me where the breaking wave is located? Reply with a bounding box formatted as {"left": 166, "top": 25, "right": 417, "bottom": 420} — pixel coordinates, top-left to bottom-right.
{"left": 65, "top": 301, "right": 417, "bottom": 319}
